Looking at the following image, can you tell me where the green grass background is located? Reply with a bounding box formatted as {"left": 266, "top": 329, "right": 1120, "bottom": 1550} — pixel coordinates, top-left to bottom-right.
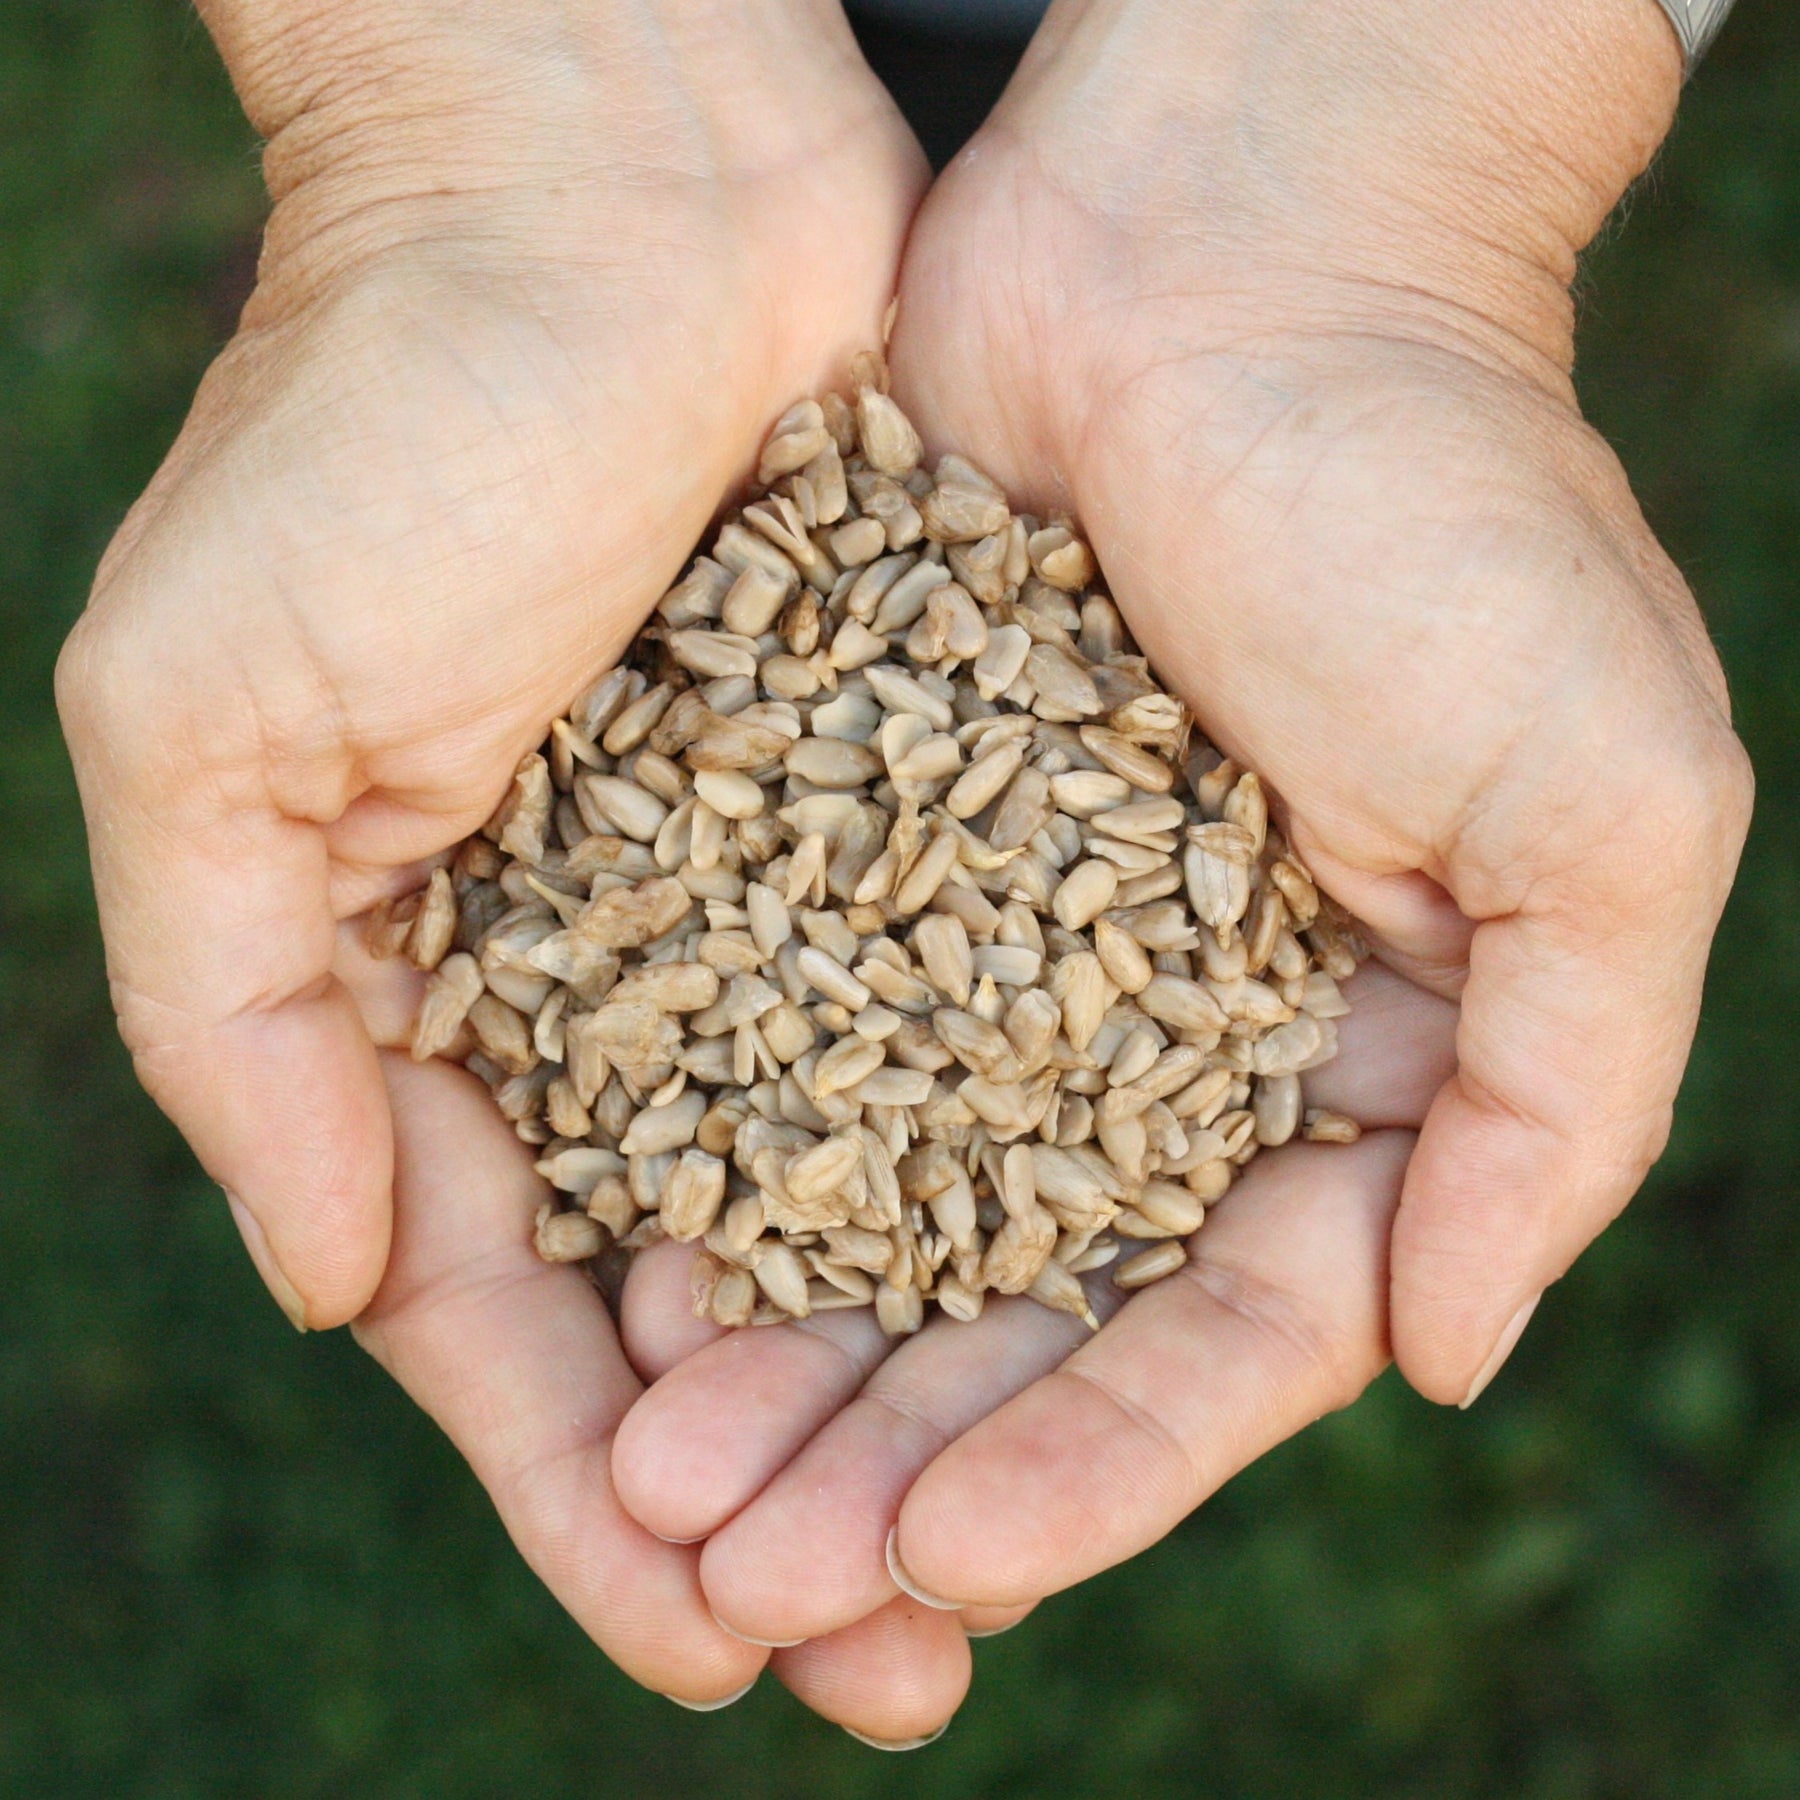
{"left": 3, "top": 5, "right": 1798, "bottom": 1795}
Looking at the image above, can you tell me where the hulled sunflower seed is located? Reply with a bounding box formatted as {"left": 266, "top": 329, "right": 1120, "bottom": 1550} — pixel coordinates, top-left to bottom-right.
{"left": 1113, "top": 1240, "right": 1188, "bottom": 1290}
{"left": 1051, "top": 859, "right": 1120, "bottom": 931}
{"left": 534, "top": 1204, "right": 605, "bottom": 1263}
{"left": 662, "top": 1148, "right": 728, "bottom": 1239}
{"left": 386, "top": 360, "right": 1364, "bottom": 1336}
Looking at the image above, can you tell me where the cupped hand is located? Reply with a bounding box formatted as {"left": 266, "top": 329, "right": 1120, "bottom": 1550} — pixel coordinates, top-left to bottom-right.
{"left": 57, "top": 0, "right": 927, "bottom": 1708}
{"left": 609, "top": 0, "right": 1751, "bottom": 1720}
{"left": 888, "top": 0, "right": 1752, "bottom": 1410}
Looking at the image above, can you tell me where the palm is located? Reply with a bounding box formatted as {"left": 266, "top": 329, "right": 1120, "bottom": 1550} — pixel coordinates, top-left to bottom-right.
{"left": 609, "top": 963, "right": 1447, "bottom": 1641}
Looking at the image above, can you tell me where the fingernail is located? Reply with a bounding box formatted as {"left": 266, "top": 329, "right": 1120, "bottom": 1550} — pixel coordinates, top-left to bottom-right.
{"left": 844, "top": 1722, "right": 949, "bottom": 1752}
{"left": 648, "top": 1530, "right": 706, "bottom": 1546}
{"left": 965, "top": 1620, "right": 1022, "bottom": 1640}
{"left": 885, "top": 1526, "right": 964, "bottom": 1611}
{"left": 1459, "top": 1294, "right": 1541, "bottom": 1409}
{"left": 709, "top": 1613, "right": 806, "bottom": 1648}
{"left": 224, "top": 1190, "right": 309, "bottom": 1332}
{"left": 665, "top": 1678, "right": 757, "bottom": 1713}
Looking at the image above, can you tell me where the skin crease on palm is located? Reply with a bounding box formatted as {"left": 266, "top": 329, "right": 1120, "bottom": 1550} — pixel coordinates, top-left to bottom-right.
{"left": 58, "top": 0, "right": 1754, "bottom": 1748}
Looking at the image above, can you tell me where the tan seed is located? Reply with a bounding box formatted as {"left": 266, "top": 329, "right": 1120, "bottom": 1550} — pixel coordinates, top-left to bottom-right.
{"left": 534, "top": 1205, "right": 605, "bottom": 1263}
{"left": 812, "top": 1035, "right": 887, "bottom": 1098}
{"left": 412, "top": 953, "right": 484, "bottom": 1061}
{"left": 692, "top": 768, "right": 765, "bottom": 821}
{"left": 856, "top": 388, "right": 923, "bottom": 477}
{"left": 663, "top": 1148, "right": 728, "bottom": 1240}
{"left": 913, "top": 912, "right": 974, "bottom": 1007}
{"left": 753, "top": 1241, "right": 812, "bottom": 1317}
{"left": 785, "top": 1133, "right": 865, "bottom": 1205}
{"left": 1027, "top": 1258, "right": 1100, "bottom": 1328}
{"left": 1047, "top": 952, "right": 1109, "bottom": 1053}
{"left": 1304, "top": 1109, "right": 1362, "bottom": 1145}
{"left": 1252, "top": 1072, "right": 1302, "bottom": 1146}
{"left": 893, "top": 830, "right": 961, "bottom": 914}
{"left": 618, "top": 1088, "right": 707, "bottom": 1156}
{"left": 875, "top": 1282, "right": 926, "bottom": 1336}
{"left": 1113, "top": 1241, "right": 1188, "bottom": 1291}
{"left": 796, "top": 945, "right": 871, "bottom": 1012}
{"left": 1052, "top": 859, "right": 1120, "bottom": 931}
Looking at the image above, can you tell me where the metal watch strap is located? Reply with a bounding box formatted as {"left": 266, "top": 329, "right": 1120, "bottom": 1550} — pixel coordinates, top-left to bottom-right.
{"left": 1654, "top": 0, "right": 1735, "bottom": 72}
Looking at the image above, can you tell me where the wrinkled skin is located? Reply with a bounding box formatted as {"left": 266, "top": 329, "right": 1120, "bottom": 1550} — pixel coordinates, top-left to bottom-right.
{"left": 59, "top": 0, "right": 1751, "bottom": 1745}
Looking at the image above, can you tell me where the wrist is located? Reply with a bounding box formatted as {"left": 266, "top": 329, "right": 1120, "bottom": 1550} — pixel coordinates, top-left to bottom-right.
{"left": 200, "top": 0, "right": 868, "bottom": 133}
{"left": 1007, "top": 0, "right": 1681, "bottom": 367}
{"left": 200, "top": 0, "right": 914, "bottom": 331}
{"left": 199, "top": 0, "right": 893, "bottom": 276}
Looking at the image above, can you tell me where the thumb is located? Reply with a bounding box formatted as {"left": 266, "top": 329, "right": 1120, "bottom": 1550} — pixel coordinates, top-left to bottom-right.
{"left": 1388, "top": 697, "right": 1752, "bottom": 1405}
{"left": 58, "top": 612, "right": 393, "bottom": 1331}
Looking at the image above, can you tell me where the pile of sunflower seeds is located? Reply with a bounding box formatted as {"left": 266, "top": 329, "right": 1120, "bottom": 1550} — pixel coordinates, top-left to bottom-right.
{"left": 372, "top": 353, "right": 1364, "bottom": 1335}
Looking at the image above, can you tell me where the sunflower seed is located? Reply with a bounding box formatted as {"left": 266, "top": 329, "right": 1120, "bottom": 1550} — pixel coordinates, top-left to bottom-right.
{"left": 752, "top": 1241, "right": 812, "bottom": 1317}
{"left": 1113, "top": 1240, "right": 1188, "bottom": 1290}
{"left": 389, "top": 364, "right": 1364, "bottom": 1334}
{"left": 662, "top": 1148, "right": 729, "bottom": 1239}
{"left": 1028, "top": 1258, "right": 1100, "bottom": 1328}
{"left": 1252, "top": 1072, "right": 1302, "bottom": 1146}
{"left": 534, "top": 1205, "right": 604, "bottom": 1263}
{"left": 856, "top": 388, "right": 923, "bottom": 478}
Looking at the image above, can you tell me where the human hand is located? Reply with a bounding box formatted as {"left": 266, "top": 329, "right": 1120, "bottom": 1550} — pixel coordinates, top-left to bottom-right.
{"left": 608, "top": 0, "right": 1751, "bottom": 1723}
{"left": 57, "top": 0, "right": 926, "bottom": 1707}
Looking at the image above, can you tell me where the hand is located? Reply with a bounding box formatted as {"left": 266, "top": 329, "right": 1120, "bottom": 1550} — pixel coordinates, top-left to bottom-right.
{"left": 608, "top": 0, "right": 1751, "bottom": 1729}
{"left": 57, "top": 0, "right": 927, "bottom": 1709}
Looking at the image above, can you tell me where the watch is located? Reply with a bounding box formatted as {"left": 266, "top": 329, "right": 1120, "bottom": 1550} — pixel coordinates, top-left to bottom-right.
{"left": 1654, "top": 0, "right": 1736, "bottom": 72}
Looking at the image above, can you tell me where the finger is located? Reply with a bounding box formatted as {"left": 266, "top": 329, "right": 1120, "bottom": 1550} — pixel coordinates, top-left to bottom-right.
{"left": 618, "top": 1237, "right": 730, "bottom": 1385}
{"left": 698, "top": 1294, "right": 1097, "bottom": 1646}
{"left": 960, "top": 1601, "right": 1037, "bottom": 1639}
{"left": 1394, "top": 731, "right": 1753, "bottom": 1405}
{"left": 58, "top": 630, "right": 389, "bottom": 1329}
{"left": 355, "top": 1053, "right": 764, "bottom": 1704}
{"left": 1286, "top": 840, "right": 1475, "bottom": 1001}
{"left": 770, "top": 1599, "right": 971, "bottom": 1750}
{"left": 333, "top": 917, "right": 427, "bottom": 1051}
{"left": 891, "top": 1134, "right": 1410, "bottom": 1609}
{"left": 610, "top": 1302, "right": 892, "bottom": 1550}
{"left": 1301, "top": 959, "right": 1458, "bottom": 1126}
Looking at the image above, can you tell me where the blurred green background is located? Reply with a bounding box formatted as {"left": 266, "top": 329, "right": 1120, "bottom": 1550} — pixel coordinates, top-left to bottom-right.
{"left": 4, "top": 4, "right": 1798, "bottom": 1796}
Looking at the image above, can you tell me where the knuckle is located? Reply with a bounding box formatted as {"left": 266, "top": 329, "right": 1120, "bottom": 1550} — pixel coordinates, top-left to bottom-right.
{"left": 52, "top": 610, "right": 111, "bottom": 745}
{"left": 1707, "top": 728, "right": 1756, "bottom": 845}
{"left": 1182, "top": 1253, "right": 1374, "bottom": 1416}
{"left": 109, "top": 986, "right": 203, "bottom": 1100}
{"left": 56, "top": 605, "right": 162, "bottom": 764}
{"left": 1617, "top": 719, "right": 1754, "bottom": 892}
